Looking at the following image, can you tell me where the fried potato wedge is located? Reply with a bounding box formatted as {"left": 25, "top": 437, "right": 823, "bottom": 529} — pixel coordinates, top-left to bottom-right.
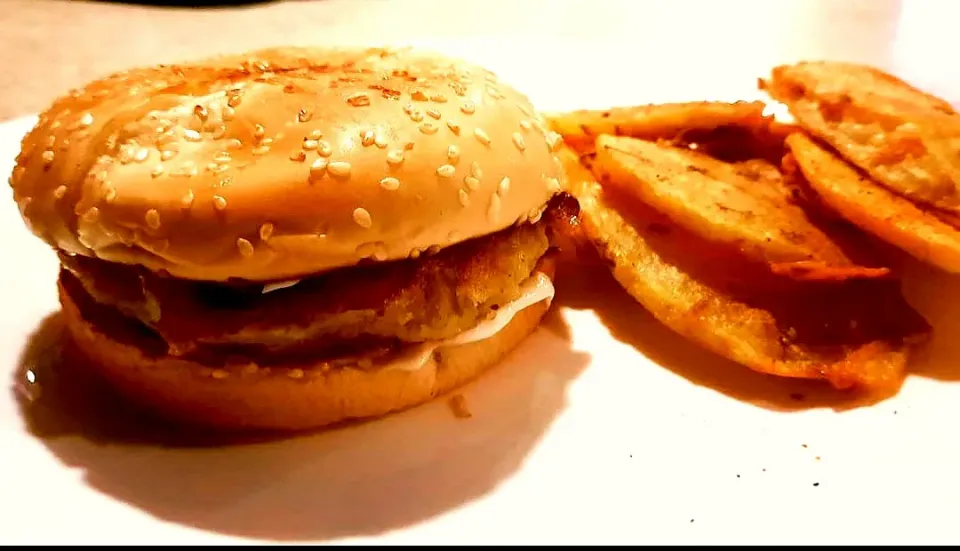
{"left": 592, "top": 135, "right": 889, "bottom": 280}
{"left": 763, "top": 61, "right": 960, "bottom": 214}
{"left": 545, "top": 101, "right": 788, "bottom": 157}
{"left": 562, "top": 152, "right": 930, "bottom": 391}
{"left": 786, "top": 132, "right": 960, "bottom": 273}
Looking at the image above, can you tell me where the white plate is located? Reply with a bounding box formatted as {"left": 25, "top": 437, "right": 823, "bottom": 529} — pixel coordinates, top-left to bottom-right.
{"left": 4, "top": 0, "right": 960, "bottom": 545}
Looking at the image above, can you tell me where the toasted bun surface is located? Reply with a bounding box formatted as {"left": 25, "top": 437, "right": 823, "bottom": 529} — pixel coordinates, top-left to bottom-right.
{"left": 12, "top": 47, "right": 564, "bottom": 282}
{"left": 59, "top": 259, "right": 556, "bottom": 432}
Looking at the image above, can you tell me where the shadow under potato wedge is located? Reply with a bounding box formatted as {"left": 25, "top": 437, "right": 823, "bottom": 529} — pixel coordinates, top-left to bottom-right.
{"left": 785, "top": 132, "right": 960, "bottom": 274}
{"left": 560, "top": 147, "right": 931, "bottom": 392}
{"left": 591, "top": 135, "right": 890, "bottom": 281}
{"left": 762, "top": 60, "right": 960, "bottom": 216}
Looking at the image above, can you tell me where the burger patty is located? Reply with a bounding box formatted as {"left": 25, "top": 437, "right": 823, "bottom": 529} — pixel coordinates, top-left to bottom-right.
{"left": 61, "top": 194, "right": 578, "bottom": 361}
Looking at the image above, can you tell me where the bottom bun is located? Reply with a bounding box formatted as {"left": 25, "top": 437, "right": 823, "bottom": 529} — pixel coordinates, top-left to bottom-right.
{"left": 58, "top": 263, "right": 555, "bottom": 433}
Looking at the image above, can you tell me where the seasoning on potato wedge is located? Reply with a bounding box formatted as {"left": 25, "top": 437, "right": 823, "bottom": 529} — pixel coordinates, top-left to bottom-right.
{"left": 592, "top": 135, "right": 890, "bottom": 281}
{"left": 545, "top": 100, "right": 789, "bottom": 156}
{"left": 762, "top": 61, "right": 960, "bottom": 215}
{"left": 785, "top": 131, "right": 960, "bottom": 273}
{"left": 561, "top": 150, "right": 931, "bottom": 391}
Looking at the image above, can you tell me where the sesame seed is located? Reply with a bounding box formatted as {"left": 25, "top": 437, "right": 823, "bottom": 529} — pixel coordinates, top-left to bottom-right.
{"left": 302, "top": 139, "right": 318, "bottom": 150}
{"left": 512, "top": 132, "right": 526, "bottom": 151}
{"left": 488, "top": 194, "right": 501, "bottom": 222}
{"left": 361, "top": 130, "right": 376, "bottom": 146}
{"left": 328, "top": 161, "right": 352, "bottom": 178}
{"left": 410, "top": 110, "right": 424, "bottom": 122}
{"left": 211, "top": 369, "right": 229, "bottom": 380}
{"left": 498, "top": 177, "right": 511, "bottom": 196}
{"left": 437, "top": 164, "right": 456, "bottom": 178}
{"left": 290, "top": 150, "right": 306, "bottom": 162}
{"left": 464, "top": 176, "right": 480, "bottom": 191}
{"left": 53, "top": 185, "right": 67, "bottom": 199}
{"left": 346, "top": 92, "right": 371, "bottom": 106}
{"left": 409, "top": 248, "right": 422, "bottom": 259}
{"left": 420, "top": 122, "right": 438, "bottom": 134}
{"left": 194, "top": 105, "right": 208, "bottom": 121}
{"left": 380, "top": 177, "right": 400, "bottom": 191}
{"left": 411, "top": 89, "right": 428, "bottom": 101}
{"left": 427, "top": 108, "right": 442, "bottom": 120}
{"left": 253, "top": 145, "right": 270, "bottom": 156}
{"left": 133, "top": 148, "right": 150, "bottom": 163}
{"left": 546, "top": 132, "right": 563, "bottom": 151}
{"left": 386, "top": 150, "right": 404, "bottom": 165}
{"left": 374, "top": 133, "right": 388, "bottom": 148}
{"left": 160, "top": 150, "right": 176, "bottom": 162}
{"left": 145, "top": 209, "right": 161, "bottom": 229}
{"left": 460, "top": 102, "right": 475, "bottom": 115}
{"left": 212, "top": 195, "right": 227, "bottom": 210}
{"left": 447, "top": 145, "right": 460, "bottom": 162}
{"left": 82, "top": 207, "right": 100, "bottom": 223}
{"left": 78, "top": 112, "right": 94, "bottom": 127}
{"left": 181, "top": 189, "right": 195, "bottom": 208}
{"left": 174, "top": 163, "right": 198, "bottom": 178}
{"left": 288, "top": 368, "right": 305, "bottom": 379}
{"left": 353, "top": 207, "right": 373, "bottom": 228}
{"left": 474, "top": 128, "right": 491, "bottom": 145}
{"left": 223, "top": 106, "right": 236, "bottom": 121}
{"left": 237, "top": 238, "right": 255, "bottom": 257}
{"left": 41, "top": 150, "right": 55, "bottom": 164}
{"left": 298, "top": 109, "right": 312, "bottom": 123}
{"left": 520, "top": 119, "right": 532, "bottom": 131}
{"left": 403, "top": 103, "right": 416, "bottom": 114}
{"left": 447, "top": 121, "right": 461, "bottom": 135}
{"left": 227, "top": 138, "right": 242, "bottom": 149}
{"left": 430, "top": 93, "right": 447, "bottom": 103}
{"left": 426, "top": 245, "right": 442, "bottom": 256}
{"left": 458, "top": 189, "right": 470, "bottom": 206}
{"left": 214, "top": 152, "right": 231, "bottom": 163}
{"left": 254, "top": 124, "right": 265, "bottom": 139}
{"left": 470, "top": 161, "right": 483, "bottom": 179}
{"left": 184, "top": 129, "right": 201, "bottom": 142}
{"left": 227, "top": 92, "right": 242, "bottom": 107}
{"left": 259, "top": 222, "right": 274, "bottom": 241}
{"left": 44, "top": 135, "right": 55, "bottom": 148}
{"left": 310, "top": 158, "right": 328, "bottom": 179}
{"left": 309, "top": 129, "right": 323, "bottom": 140}
{"left": 317, "top": 141, "right": 333, "bottom": 157}
{"left": 103, "top": 186, "right": 117, "bottom": 203}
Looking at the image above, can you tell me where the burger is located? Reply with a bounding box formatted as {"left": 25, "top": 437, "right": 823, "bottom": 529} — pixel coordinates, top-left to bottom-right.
{"left": 9, "top": 47, "right": 576, "bottom": 432}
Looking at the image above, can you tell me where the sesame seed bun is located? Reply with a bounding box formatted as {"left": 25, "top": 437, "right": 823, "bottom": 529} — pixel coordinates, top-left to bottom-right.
{"left": 11, "top": 47, "right": 564, "bottom": 282}
{"left": 58, "top": 257, "right": 556, "bottom": 432}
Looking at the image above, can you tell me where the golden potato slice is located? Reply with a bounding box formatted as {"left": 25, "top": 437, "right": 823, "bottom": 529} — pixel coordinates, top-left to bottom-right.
{"left": 562, "top": 152, "right": 930, "bottom": 391}
{"left": 763, "top": 61, "right": 960, "bottom": 214}
{"left": 786, "top": 132, "right": 960, "bottom": 273}
{"left": 546, "top": 100, "right": 778, "bottom": 153}
{"left": 592, "top": 135, "right": 888, "bottom": 279}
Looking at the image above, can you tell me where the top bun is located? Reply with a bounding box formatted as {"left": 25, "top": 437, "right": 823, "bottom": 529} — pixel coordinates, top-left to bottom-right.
{"left": 10, "top": 47, "right": 565, "bottom": 282}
